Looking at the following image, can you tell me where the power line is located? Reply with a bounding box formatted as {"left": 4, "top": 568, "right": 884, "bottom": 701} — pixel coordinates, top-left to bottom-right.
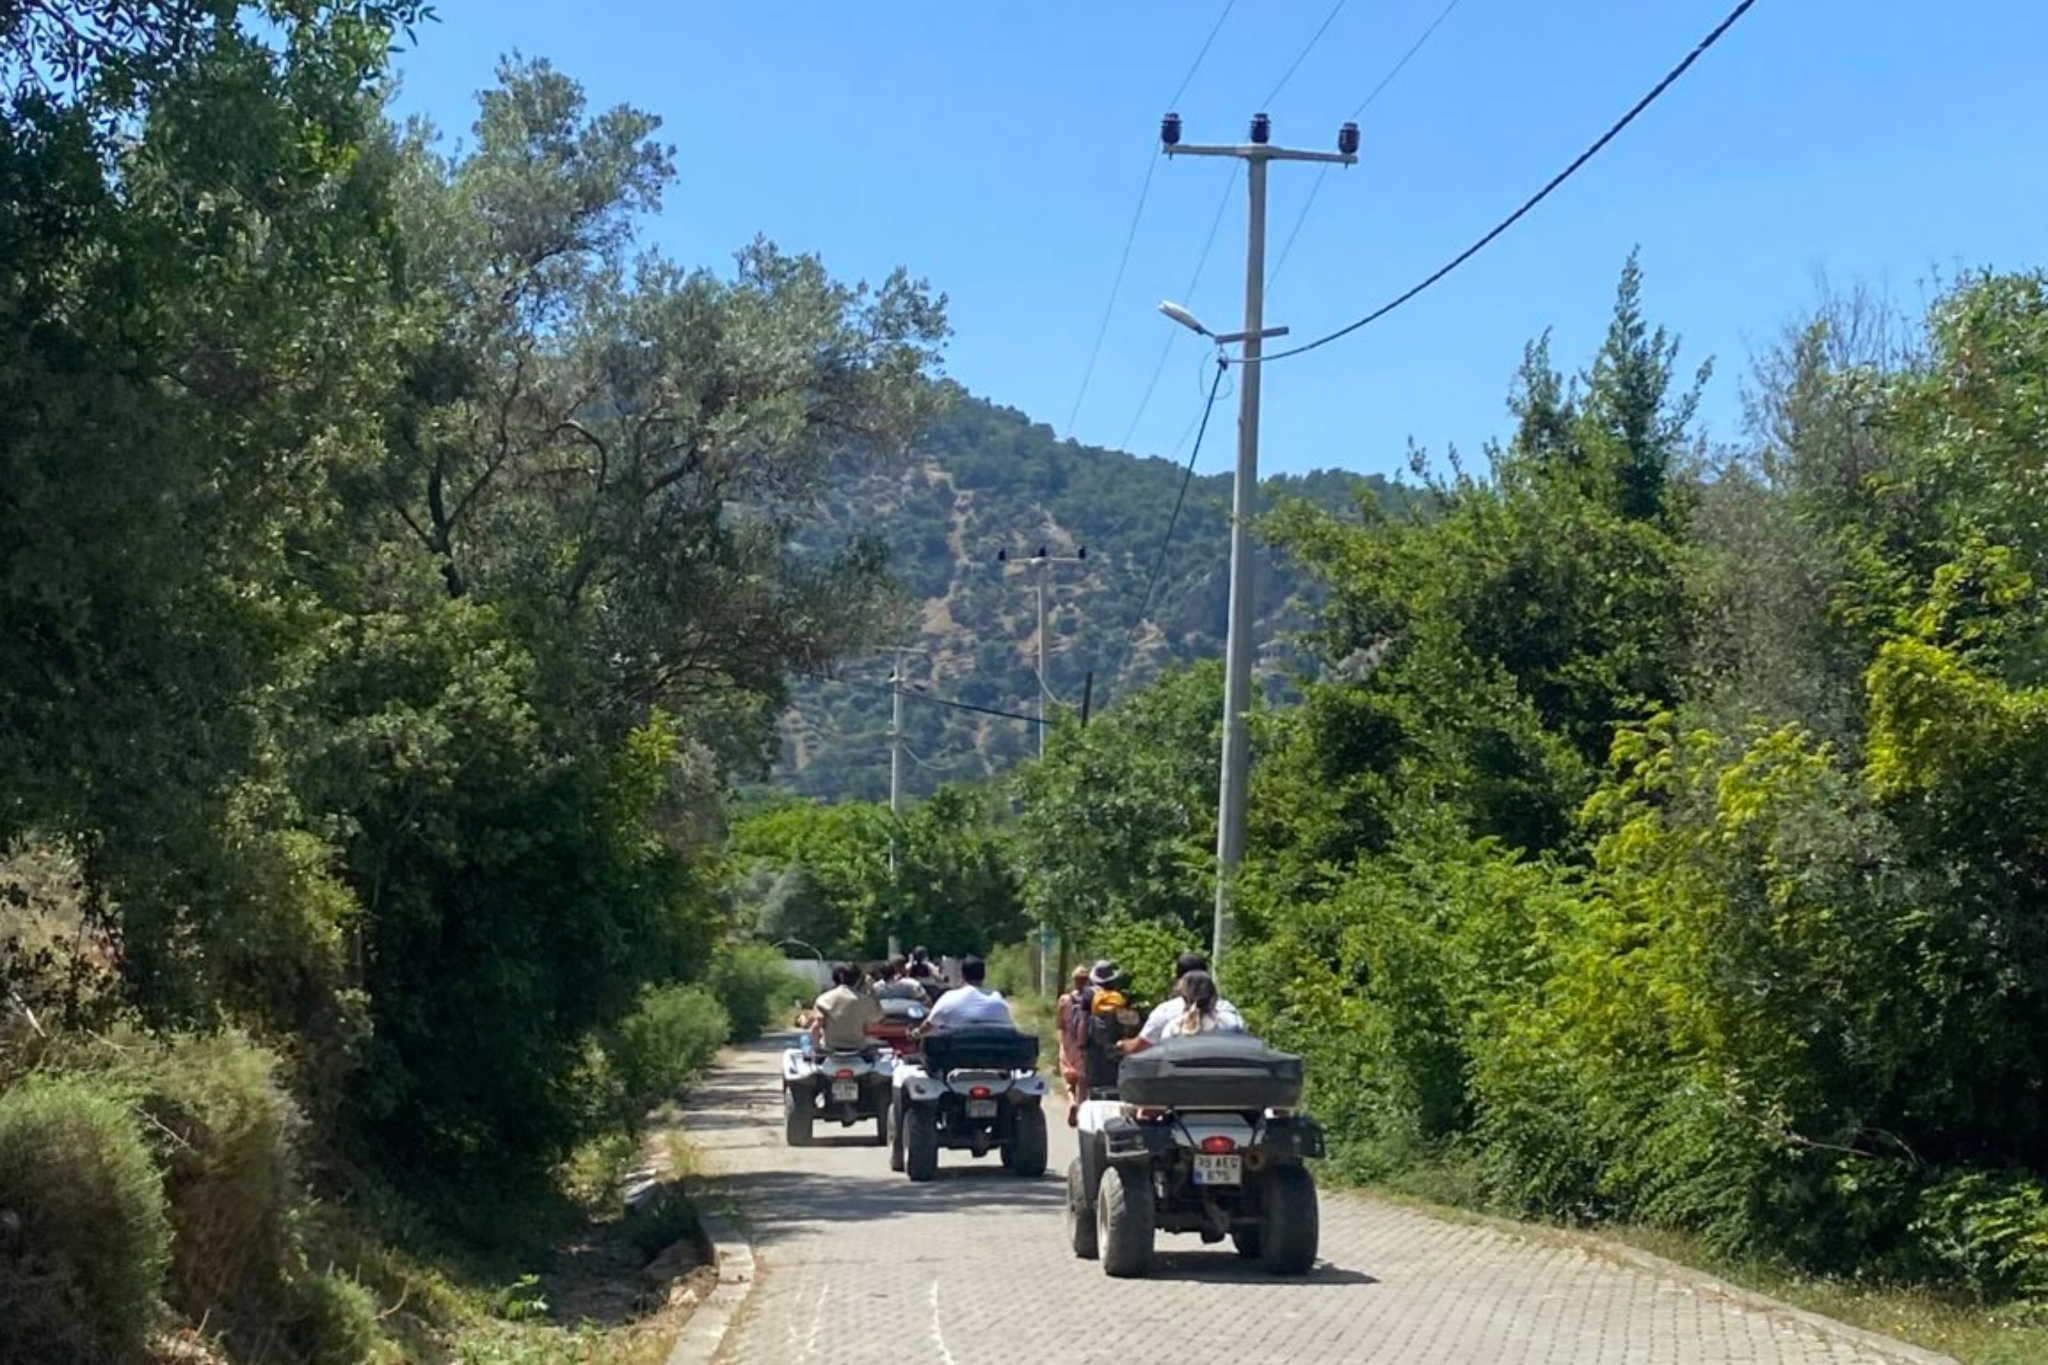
{"left": 1112, "top": 357, "right": 1230, "bottom": 688}
{"left": 1261, "top": 0, "right": 1351, "bottom": 107}
{"left": 1269, "top": 0, "right": 1468, "bottom": 289}
{"left": 1170, "top": 0, "right": 1239, "bottom": 108}
{"left": 1062, "top": 0, "right": 1239, "bottom": 438}
{"left": 1257, "top": 0, "right": 1761, "bottom": 365}
{"left": 796, "top": 668, "right": 1046, "bottom": 727}
{"left": 1119, "top": 164, "right": 1238, "bottom": 451}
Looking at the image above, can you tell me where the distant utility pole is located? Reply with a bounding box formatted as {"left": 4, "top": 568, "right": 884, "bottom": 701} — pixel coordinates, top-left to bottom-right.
{"left": 1158, "top": 110, "right": 1358, "bottom": 975}
{"left": 884, "top": 646, "right": 930, "bottom": 874}
{"left": 997, "top": 543, "right": 1089, "bottom": 992}
{"left": 996, "top": 544, "right": 1090, "bottom": 757}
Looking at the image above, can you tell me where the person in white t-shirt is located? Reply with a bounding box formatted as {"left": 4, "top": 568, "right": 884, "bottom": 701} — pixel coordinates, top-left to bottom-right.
{"left": 1125, "top": 963, "right": 1245, "bottom": 1055}
{"left": 920, "top": 956, "right": 1015, "bottom": 1031}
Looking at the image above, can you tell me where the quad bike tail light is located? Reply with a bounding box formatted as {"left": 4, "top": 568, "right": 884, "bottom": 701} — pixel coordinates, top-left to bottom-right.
{"left": 1199, "top": 1135, "right": 1239, "bottom": 1155}
{"left": 969, "top": 1085, "right": 992, "bottom": 1099}
{"left": 834, "top": 1068, "right": 856, "bottom": 1080}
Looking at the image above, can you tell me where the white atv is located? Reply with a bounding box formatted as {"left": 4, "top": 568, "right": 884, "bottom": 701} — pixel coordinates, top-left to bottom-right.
{"left": 887, "top": 1024, "right": 1048, "bottom": 1182}
{"left": 781, "top": 1042, "right": 893, "bottom": 1147}
{"left": 1068, "top": 1033, "right": 1323, "bottom": 1277}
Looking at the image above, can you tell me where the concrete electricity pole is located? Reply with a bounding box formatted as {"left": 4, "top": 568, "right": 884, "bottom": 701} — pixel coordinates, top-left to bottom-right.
{"left": 997, "top": 545, "right": 1090, "bottom": 756}
{"left": 885, "top": 646, "right": 930, "bottom": 876}
{"left": 1159, "top": 110, "right": 1358, "bottom": 974}
{"left": 998, "top": 543, "right": 1089, "bottom": 990}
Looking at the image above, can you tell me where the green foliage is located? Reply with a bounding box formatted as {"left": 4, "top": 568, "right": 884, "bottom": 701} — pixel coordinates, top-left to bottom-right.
{"left": 111, "top": 1032, "right": 302, "bottom": 1333}
{"left": 704, "top": 943, "right": 812, "bottom": 1044}
{"left": 723, "top": 784, "right": 1025, "bottom": 958}
{"left": 1011, "top": 662, "right": 1223, "bottom": 948}
{"left": 611, "top": 986, "right": 729, "bottom": 1103}
{"left": 0, "top": 1075, "right": 172, "bottom": 1365}
{"left": 282, "top": 1268, "right": 391, "bottom": 1365}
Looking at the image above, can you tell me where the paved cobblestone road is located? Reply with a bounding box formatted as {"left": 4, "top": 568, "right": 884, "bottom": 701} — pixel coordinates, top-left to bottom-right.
{"left": 685, "top": 1038, "right": 1934, "bottom": 1365}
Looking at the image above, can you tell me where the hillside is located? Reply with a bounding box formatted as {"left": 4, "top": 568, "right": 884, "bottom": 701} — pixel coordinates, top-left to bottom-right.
{"left": 772, "top": 388, "right": 1398, "bottom": 801}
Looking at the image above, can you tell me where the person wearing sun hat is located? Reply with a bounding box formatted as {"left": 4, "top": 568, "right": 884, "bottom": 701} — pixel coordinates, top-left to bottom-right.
{"left": 1063, "top": 958, "right": 1142, "bottom": 1115}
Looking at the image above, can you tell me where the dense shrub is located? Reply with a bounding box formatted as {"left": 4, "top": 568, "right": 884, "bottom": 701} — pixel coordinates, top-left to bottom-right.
{"left": 109, "top": 1032, "right": 302, "bottom": 1328}
{"left": 611, "top": 986, "right": 729, "bottom": 1103}
{"left": 705, "top": 944, "right": 810, "bottom": 1043}
{"left": 282, "top": 1268, "right": 389, "bottom": 1365}
{"left": 0, "top": 1076, "right": 171, "bottom": 1365}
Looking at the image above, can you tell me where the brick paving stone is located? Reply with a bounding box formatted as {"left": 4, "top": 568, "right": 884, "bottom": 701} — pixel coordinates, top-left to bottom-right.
{"left": 684, "top": 1039, "right": 1938, "bottom": 1365}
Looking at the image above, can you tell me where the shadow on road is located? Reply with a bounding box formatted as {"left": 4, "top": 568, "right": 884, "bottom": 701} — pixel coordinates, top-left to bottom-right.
{"left": 1138, "top": 1254, "right": 1379, "bottom": 1287}
{"left": 699, "top": 1164, "right": 1066, "bottom": 1247}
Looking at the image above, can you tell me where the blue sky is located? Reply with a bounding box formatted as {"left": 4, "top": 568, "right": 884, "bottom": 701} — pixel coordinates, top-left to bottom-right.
{"left": 387, "top": 1, "right": 2048, "bottom": 482}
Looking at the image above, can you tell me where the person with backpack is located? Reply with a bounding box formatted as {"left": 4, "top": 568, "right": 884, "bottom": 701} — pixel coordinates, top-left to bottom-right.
{"left": 1054, "top": 964, "right": 1091, "bottom": 1124}
{"left": 1064, "top": 960, "right": 1143, "bottom": 1112}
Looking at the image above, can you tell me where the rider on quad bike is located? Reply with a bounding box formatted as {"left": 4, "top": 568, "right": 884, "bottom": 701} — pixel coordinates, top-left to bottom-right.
{"left": 809, "top": 961, "right": 882, "bottom": 1053}
{"left": 1066, "top": 954, "right": 1323, "bottom": 1279}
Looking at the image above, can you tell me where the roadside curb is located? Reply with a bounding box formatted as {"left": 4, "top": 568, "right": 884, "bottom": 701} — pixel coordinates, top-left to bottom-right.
{"left": 1583, "top": 1237, "right": 1962, "bottom": 1365}
{"left": 664, "top": 1205, "right": 756, "bottom": 1365}
{"left": 1354, "top": 1188, "right": 1959, "bottom": 1365}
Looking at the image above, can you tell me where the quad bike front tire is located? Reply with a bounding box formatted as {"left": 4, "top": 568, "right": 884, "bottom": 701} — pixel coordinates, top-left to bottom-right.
{"left": 904, "top": 1104, "right": 940, "bottom": 1183}
{"left": 1010, "top": 1103, "right": 1048, "bottom": 1178}
{"left": 1097, "top": 1161, "right": 1155, "bottom": 1278}
{"left": 782, "top": 1086, "right": 813, "bottom": 1147}
{"left": 1066, "top": 1157, "right": 1100, "bottom": 1260}
{"left": 1260, "top": 1163, "right": 1319, "bottom": 1276}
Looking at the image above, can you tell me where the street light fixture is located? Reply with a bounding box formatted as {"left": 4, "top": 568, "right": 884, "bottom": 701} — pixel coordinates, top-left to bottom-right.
{"left": 1158, "top": 300, "right": 1209, "bottom": 337}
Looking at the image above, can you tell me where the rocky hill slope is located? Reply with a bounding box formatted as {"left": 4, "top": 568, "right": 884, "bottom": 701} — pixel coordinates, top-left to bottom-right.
{"left": 774, "top": 388, "right": 1396, "bottom": 801}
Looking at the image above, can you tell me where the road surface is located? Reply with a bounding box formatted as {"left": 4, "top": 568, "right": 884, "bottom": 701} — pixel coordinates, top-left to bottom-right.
{"left": 682, "top": 1037, "right": 1936, "bottom": 1365}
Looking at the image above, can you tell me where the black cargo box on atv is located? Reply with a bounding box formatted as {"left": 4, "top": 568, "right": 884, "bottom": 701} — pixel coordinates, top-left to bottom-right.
{"left": 1117, "top": 1033, "right": 1304, "bottom": 1111}
{"left": 921, "top": 1025, "right": 1038, "bottom": 1073}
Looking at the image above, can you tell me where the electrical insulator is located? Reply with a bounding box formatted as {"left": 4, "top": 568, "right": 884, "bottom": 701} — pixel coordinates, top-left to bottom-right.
{"left": 1161, "top": 112, "right": 1182, "bottom": 147}
{"left": 1338, "top": 122, "right": 1360, "bottom": 156}
{"left": 1249, "top": 112, "right": 1271, "bottom": 144}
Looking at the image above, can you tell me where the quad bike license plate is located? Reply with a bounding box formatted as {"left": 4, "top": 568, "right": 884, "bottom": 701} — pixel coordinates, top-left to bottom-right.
{"left": 831, "top": 1081, "right": 860, "bottom": 1102}
{"left": 965, "top": 1098, "right": 998, "bottom": 1118}
{"left": 1193, "top": 1153, "right": 1243, "bottom": 1186}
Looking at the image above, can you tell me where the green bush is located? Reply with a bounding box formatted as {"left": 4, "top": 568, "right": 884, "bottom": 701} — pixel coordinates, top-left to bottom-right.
{"left": 612, "top": 986, "right": 729, "bottom": 1103}
{"left": 984, "top": 941, "right": 1035, "bottom": 998}
{"left": 1908, "top": 1170, "right": 2048, "bottom": 1302}
{"left": 283, "top": 1267, "right": 389, "bottom": 1365}
{"left": 106, "top": 1031, "right": 302, "bottom": 1328}
{"left": 705, "top": 944, "right": 810, "bottom": 1043}
{"left": 0, "top": 1075, "right": 172, "bottom": 1365}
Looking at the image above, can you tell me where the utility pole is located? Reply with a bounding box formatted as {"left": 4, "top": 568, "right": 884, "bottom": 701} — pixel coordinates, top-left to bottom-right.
{"left": 998, "top": 544, "right": 1089, "bottom": 759}
{"left": 883, "top": 646, "right": 932, "bottom": 963}
{"left": 997, "top": 543, "right": 1089, "bottom": 991}
{"left": 884, "top": 645, "right": 930, "bottom": 886}
{"left": 1160, "top": 110, "right": 1358, "bottom": 975}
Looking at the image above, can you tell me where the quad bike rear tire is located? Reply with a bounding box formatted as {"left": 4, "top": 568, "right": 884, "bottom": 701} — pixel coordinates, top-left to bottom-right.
{"left": 1260, "top": 1163, "right": 1319, "bottom": 1276}
{"left": 904, "top": 1104, "right": 939, "bottom": 1183}
{"left": 782, "top": 1087, "right": 813, "bottom": 1147}
{"left": 1010, "top": 1103, "right": 1048, "bottom": 1178}
{"left": 1231, "top": 1222, "right": 1262, "bottom": 1258}
{"left": 1098, "top": 1161, "right": 1155, "bottom": 1278}
{"left": 886, "top": 1097, "right": 905, "bottom": 1172}
{"left": 1066, "top": 1157, "right": 1099, "bottom": 1260}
